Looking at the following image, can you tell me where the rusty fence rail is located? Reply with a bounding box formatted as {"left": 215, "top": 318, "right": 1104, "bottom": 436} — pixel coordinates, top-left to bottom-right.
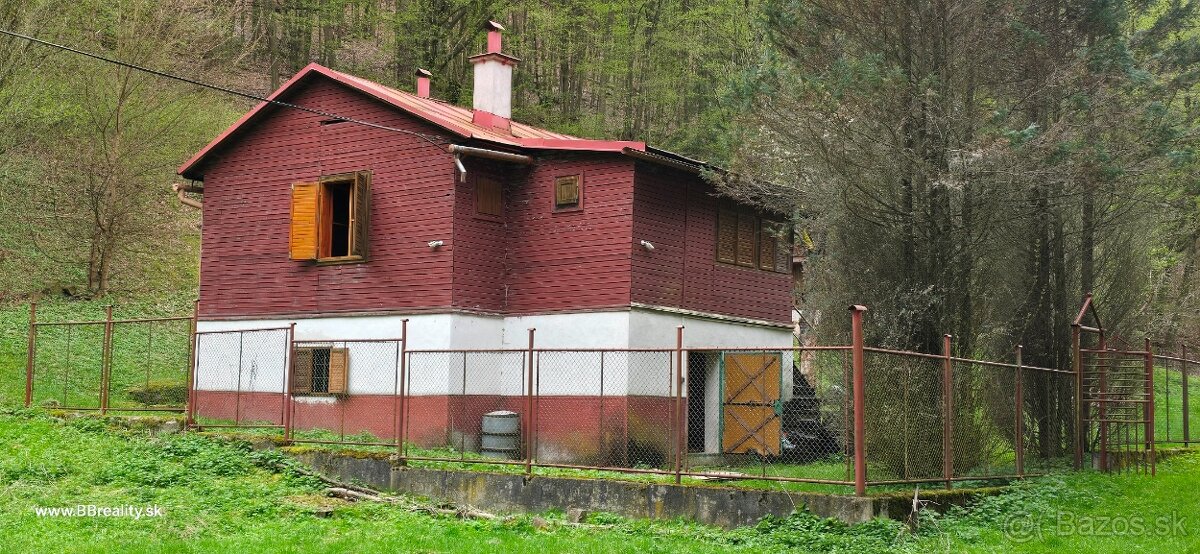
{"left": 32, "top": 301, "right": 1193, "bottom": 495}
{"left": 24, "top": 303, "right": 195, "bottom": 414}
{"left": 180, "top": 312, "right": 1103, "bottom": 495}
{"left": 1153, "top": 347, "right": 1198, "bottom": 448}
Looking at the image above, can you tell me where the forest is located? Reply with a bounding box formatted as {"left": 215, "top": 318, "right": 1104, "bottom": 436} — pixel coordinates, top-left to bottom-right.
{"left": 0, "top": 0, "right": 1197, "bottom": 364}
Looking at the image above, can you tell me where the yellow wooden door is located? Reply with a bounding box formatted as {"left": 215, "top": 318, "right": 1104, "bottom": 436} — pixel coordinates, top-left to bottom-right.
{"left": 721, "top": 352, "right": 782, "bottom": 456}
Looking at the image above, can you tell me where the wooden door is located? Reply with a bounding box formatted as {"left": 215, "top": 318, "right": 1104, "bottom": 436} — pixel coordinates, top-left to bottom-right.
{"left": 721, "top": 352, "right": 782, "bottom": 455}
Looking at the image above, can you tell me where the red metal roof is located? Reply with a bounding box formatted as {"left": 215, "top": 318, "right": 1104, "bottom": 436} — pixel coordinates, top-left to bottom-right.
{"left": 179, "top": 63, "right": 646, "bottom": 179}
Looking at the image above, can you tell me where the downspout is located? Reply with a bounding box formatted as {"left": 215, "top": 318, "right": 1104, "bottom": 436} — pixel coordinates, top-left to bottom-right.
{"left": 447, "top": 144, "right": 534, "bottom": 183}
{"left": 172, "top": 183, "right": 203, "bottom": 210}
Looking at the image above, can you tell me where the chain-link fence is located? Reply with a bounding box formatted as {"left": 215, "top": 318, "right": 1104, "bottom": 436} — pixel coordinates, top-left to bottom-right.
{"left": 682, "top": 347, "right": 852, "bottom": 485}
{"left": 107, "top": 318, "right": 194, "bottom": 411}
{"left": 533, "top": 349, "right": 678, "bottom": 471}
{"left": 22, "top": 295, "right": 1175, "bottom": 494}
{"left": 402, "top": 350, "right": 528, "bottom": 464}
{"left": 190, "top": 327, "right": 290, "bottom": 432}
{"left": 30, "top": 321, "right": 107, "bottom": 410}
{"left": 1154, "top": 348, "right": 1197, "bottom": 447}
{"left": 288, "top": 339, "right": 404, "bottom": 446}
{"left": 27, "top": 307, "right": 192, "bottom": 413}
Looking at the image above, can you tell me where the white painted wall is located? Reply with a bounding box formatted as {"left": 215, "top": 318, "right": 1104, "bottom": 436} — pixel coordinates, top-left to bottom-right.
{"left": 195, "top": 308, "right": 793, "bottom": 403}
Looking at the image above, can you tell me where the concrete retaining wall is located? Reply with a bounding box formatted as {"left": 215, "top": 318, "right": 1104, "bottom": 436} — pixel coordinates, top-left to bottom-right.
{"left": 288, "top": 450, "right": 879, "bottom": 527}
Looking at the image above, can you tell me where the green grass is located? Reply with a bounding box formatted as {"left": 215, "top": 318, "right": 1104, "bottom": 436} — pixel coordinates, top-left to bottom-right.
{"left": 0, "top": 409, "right": 911, "bottom": 553}
{"left": 909, "top": 451, "right": 1200, "bottom": 552}
{"left": 2, "top": 408, "right": 1199, "bottom": 552}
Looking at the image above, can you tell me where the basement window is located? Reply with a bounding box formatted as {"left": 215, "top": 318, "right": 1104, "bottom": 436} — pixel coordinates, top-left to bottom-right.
{"left": 291, "top": 346, "right": 349, "bottom": 395}
{"left": 289, "top": 171, "right": 371, "bottom": 263}
{"left": 554, "top": 174, "right": 582, "bottom": 211}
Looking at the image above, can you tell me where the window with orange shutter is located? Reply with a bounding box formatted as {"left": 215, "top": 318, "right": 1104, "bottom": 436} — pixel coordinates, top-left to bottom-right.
{"left": 289, "top": 171, "right": 370, "bottom": 263}
{"left": 291, "top": 346, "right": 349, "bottom": 395}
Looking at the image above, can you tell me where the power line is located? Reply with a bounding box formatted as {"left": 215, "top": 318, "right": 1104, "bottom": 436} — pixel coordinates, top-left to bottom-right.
{"left": 0, "top": 28, "right": 448, "bottom": 147}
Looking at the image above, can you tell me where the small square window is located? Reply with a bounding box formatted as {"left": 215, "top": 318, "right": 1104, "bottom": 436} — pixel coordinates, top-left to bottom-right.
{"left": 554, "top": 175, "right": 581, "bottom": 210}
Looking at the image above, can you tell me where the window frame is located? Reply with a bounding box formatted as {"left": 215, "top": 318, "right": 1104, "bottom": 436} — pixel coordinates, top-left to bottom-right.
{"left": 316, "top": 172, "right": 369, "bottom": 264}
{"left": 552, "top": 174, "right": 583, "bottom": 213}
{"left": 474, "top": 174, "right": 504, "bottom": 221}
{"left": 715, "top": 205, "right": 792, "bottom": 274}
{"left": 290, "top": 345, "right": 349, "bottom": 396}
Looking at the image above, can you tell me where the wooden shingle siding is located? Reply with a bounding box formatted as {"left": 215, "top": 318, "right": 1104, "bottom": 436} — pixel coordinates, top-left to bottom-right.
{"left": 198, "top": 78, "right": 455, "bottom": 318}
{"left": 450, "top": 159, "right": 508, "bottom": 312}
{"left": 502, "top": 154, "right": 635, "bottom": 313}
{"left": 630, "top": 162, "right": 791, "bottom": 325}
{"left": 197, "top": 74, "right": 788, "bottom": 324}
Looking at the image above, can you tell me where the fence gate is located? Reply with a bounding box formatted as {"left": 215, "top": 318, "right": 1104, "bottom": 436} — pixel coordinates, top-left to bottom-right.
{"left": 1073, "top": 294, "right": 1155, "bottom": 475}
{"left": 1079, "top": 346, "right": 1154, "bottom": 473}
{"left": 720, "top": 352, "right": 782, "bottom": 456}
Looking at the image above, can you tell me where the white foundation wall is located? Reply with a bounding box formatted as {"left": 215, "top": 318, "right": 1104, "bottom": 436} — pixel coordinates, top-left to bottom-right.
{"left": 628, "top": 308, "right": 796, "bottom": 401}
{"left": 195, "top": 309, "right": 793, "bottom": 399}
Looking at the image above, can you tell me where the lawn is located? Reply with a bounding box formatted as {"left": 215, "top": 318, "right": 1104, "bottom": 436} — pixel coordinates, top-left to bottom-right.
{"left": 0, "top": 409, "right": 907, "bottom": 553}
{"left": 1, "top": 408, "right": 1198, "bottom": 553}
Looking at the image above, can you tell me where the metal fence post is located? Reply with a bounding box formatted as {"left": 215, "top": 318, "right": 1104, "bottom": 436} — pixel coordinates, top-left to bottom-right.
{"left": 674, "top": 325, "right": 685, "bottom": 485}
{"left": 24, "top": 302, "right": 36, "bottom": 408}
{"left": 1098, "top": 334, "right": 1109, "bottom": 471}
{"left": 849, "top": 305, "right": 867, "bottom": 497}
{"left": 1145, "top": 338, "right": 1156, "bottom": 476}
{"left": 1072, "top": 324, "right": 1083, "bottom": 470}
{"left": 1015, "top": 345, "right": 1024, "bottom": 478}
{"left": 943, "top": 334, "right": 954, "bottom": 490}
{"left": 1183, "top": 344, "right": 1190, "bottom": 448}
{"left": 100, "top": 305, "right": 114, "bottom": 415}
{"left": 397, "top": 319, "right": 409, "bottom": 465}
{"left": 525, "top": 328, "right": 536, "bottom": 478}
{"left": 283, "top": 323, "right": 296, "bottom": 442}
{"left": 1180, "top": 342, "right": 1190, "bottom": 448}
{"left": 186, "top": 300, "right": 199, "bottom": 427}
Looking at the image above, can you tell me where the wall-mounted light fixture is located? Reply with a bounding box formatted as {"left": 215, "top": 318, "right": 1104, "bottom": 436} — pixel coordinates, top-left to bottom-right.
{"left": 639, "top": 240, "right": 655, "bottom": 251}
{"left": 427, "top": 240, "right": 445, "bottom": 249}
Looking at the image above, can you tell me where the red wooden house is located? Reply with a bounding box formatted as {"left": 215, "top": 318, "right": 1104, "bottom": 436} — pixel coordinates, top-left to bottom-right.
{"left": 183, "top": 23, "right": 795, "bottom": 458}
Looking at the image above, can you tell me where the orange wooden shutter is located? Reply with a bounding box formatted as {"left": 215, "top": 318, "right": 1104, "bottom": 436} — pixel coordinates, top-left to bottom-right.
{"left": 291, "top": 348, "right": 313, "bottom": 394}
{"left": 327, "top": 348, "right": 349, "bottom": 394}
{"left": 289, "top": 181, "right": 320, "bottom": 260}
{"left": 736, "top": 213, "right": 757, "bottom": 267}
{"left": 759, "top": 220, "right": 777, "bottom": 271}
{"left": 350, "top": 172, "right": 371, "bottom": 258}
{"left": 717, "top": 210, "right": 737, "bottom": 263}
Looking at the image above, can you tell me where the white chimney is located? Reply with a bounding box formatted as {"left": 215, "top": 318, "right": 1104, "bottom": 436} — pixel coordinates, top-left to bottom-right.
{"left": 469, "top": 21, "right": 520, "bottom": 131}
